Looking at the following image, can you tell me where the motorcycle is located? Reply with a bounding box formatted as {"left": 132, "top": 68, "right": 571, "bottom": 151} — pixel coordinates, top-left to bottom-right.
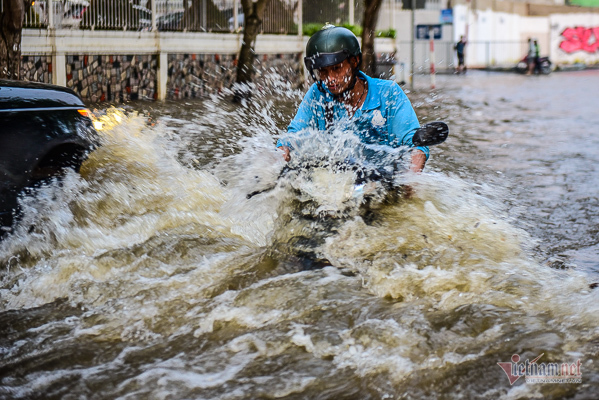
{"left": 247, "top": 122, "right": 449, "bottom": 219}
{"left": 515, "top": 55, "right": 552, "bottom": 75}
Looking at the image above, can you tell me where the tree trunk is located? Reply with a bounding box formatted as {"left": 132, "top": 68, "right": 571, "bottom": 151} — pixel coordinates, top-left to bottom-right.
{"left": 1, "top": 0, "right": 31, "bottom": 80}
{"left": 361, "top": 0, "right": 384, "bottom": 77}
{"left": 234, "top": 0, "right": 269, "bottom": 98}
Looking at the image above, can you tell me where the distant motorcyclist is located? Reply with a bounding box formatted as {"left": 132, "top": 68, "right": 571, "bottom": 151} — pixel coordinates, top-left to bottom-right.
{"left": 276, "top": 24, "right": 428, "bottom": 173}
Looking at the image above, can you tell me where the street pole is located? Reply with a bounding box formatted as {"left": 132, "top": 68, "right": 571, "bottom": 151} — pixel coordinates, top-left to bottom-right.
{"left": 429, "top": 27, "right": 435, "bottom": 89}
{"left": 202, "top": 0, "right": 207, "bottom": 31}
{"left": 234, "top": 0, "right": 239, "bottom": 31}
{"left": 392, "top": 0, "right": 402, "bottom": 84}
{"left": 299, "top": 0, "right": 307, "bottom": 84}
{"left": 465, "top": 0, "right": 471, "bottom": 41}
{"left": 388, "top": 0, "right": 392, "bottom": 30}
{"left": 411, "top": 0, "right": 415, "bottom": 91}
{"left": 349, "top": 0, "right": 354, "bottom": 26}
{"left": 151, "top": 0, "right": 156, "bottom": 32}
{"left": 48, "top": 0, "right": 54, "bottom": 29}
{"left": 298, "top": 0, "right": 303, "bottom": 37}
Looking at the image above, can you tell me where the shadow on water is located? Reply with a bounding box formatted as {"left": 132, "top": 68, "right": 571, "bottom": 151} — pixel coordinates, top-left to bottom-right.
{"left": 1, "top": 72, "right": 598, "bottom": 399}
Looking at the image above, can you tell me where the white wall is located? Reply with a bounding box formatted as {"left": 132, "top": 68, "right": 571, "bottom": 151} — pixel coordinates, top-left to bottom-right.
{"left": 451, "top": 4, "right": 599, "bottom": 67}
{"left": 452, "top": 4, "right": 550, "bottom": 67}
{"left": 390, "top": 5, "right": 599, "bottom": 71}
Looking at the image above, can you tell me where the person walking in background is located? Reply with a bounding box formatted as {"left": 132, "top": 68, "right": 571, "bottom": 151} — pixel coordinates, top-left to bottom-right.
{"left": 526, "top": 38, "right": 535, "bottom": 75}
{"left": 454, "top": 36, "right": 467, "bottom": 74}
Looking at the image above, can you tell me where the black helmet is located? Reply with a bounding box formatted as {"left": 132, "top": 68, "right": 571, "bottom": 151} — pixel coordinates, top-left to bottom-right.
{"left": 304, "top": 24, "right": 362, "bottom": 77}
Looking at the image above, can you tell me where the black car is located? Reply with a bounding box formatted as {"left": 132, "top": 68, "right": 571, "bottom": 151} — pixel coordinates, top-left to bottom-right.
{"left": 0, "top": 80, "right": 98, "bottom": 234}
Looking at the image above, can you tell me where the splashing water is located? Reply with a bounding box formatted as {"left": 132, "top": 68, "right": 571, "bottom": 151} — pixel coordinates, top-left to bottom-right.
{"left": 1, "top": 81, "right": 598, "bottom": 400}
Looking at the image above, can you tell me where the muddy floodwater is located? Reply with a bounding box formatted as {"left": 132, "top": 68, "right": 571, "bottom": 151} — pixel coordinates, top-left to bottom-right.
{"left": 1, "top": 70, "right": 598, "bottom": 399}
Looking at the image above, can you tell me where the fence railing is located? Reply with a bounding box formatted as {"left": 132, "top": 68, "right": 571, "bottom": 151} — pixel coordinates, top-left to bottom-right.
{"left": 24, "top": 0, "right": 364, "bottom": 34}
{"left": 22, "top": 0, "right": 285, "bottom": 33}
{"left": 23, "top": 3, "right": 529, "bottom": 69}
{"left": 399, "top": 40, "right": 529, "bottom": 71}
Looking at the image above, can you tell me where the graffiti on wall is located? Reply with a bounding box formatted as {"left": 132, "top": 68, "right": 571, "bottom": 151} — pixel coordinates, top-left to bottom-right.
{"left": 560, "top": 27, "right": 599, "bottom": 53}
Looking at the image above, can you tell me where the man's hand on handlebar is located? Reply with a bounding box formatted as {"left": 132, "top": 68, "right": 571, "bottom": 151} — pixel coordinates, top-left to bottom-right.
{"left": 403, "top": 149, "right": 427, "bottom": 199}
{"left": 279, "top": 146, "right": 291, "bottom": 162}
{"left": 409, "top": 150, "right": 426, "bottom": 173}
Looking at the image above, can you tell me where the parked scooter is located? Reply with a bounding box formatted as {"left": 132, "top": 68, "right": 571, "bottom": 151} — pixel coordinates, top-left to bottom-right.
{"left": 515, "top": 55, "right": 552, "bottom": 75}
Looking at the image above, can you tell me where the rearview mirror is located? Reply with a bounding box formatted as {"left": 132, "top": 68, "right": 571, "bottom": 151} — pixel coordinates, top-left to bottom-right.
{"left": 412, "top": 121, "right": 449, "bottom": 147}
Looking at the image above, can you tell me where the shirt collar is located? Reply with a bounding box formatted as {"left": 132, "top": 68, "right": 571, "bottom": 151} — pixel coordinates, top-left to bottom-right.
{"left": 359, "top": 71, "right": 381, "bottom": 111}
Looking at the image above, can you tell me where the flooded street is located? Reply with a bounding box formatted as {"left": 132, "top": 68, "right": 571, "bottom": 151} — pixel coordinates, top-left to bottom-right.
{"left": 432, "top": 70, "right": 599, "bottom": 277}
{"left": 1, "top": 70, "right": 598, "bottom": 399}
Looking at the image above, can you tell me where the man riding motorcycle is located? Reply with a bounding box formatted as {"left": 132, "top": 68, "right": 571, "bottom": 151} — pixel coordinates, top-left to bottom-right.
{"left": 276, "top": 24, "right": 429, "bottom": 173}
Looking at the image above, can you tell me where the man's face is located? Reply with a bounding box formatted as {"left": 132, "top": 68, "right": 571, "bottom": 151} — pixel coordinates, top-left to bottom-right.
{"left": 315, "top": 58, "right": 357, "bottom": 95}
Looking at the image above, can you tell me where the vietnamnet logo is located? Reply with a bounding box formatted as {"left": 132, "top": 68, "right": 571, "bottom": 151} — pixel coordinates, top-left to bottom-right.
{"left": 497, "top": 353, "right": 582, "bottom": 384}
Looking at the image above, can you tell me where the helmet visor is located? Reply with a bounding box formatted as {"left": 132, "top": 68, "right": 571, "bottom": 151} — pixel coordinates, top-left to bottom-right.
{"left": 304, "top": 51, "right": 349, "bottom": 73}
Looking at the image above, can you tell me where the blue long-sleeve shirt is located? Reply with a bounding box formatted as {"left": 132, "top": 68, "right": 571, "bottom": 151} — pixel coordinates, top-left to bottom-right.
{"left": 277, "top": 71, "right": 429, "bottom": 159}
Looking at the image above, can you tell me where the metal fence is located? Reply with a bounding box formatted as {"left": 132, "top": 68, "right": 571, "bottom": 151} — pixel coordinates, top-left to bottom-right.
{"left": 23, "top": 0, "right": 363, "bottom": 34}
{"left": 302, "top": 0, "right": 362, "bottom": 26}
{"left": 22, "top": 2, "right": 530, "bottom": 68}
